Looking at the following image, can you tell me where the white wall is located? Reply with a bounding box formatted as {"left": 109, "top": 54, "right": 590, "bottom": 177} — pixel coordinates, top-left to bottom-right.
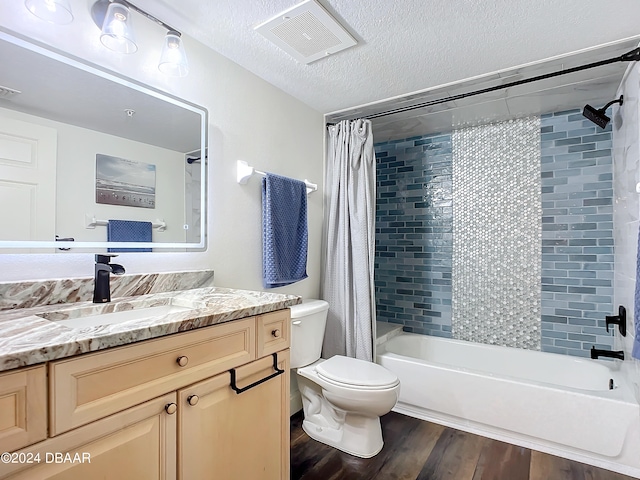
{"left": 613, "top": 62, "right": 640, "bottom": 404}
{"left": 0, "top": 106, "right": 186, "bottom": 243}
{"left": 0, "top": 1, "right": 324, "bottom": 300}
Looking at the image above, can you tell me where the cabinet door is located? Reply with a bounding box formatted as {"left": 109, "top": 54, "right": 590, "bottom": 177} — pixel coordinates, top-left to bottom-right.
{"left": 1, "top": 393, "right": 177, "bottom": 480}
{"left": 0, "top": 365, "right": 46, "bottom": 454}
{"left": 178, "top": 350, "right": 290, "bottom": 480}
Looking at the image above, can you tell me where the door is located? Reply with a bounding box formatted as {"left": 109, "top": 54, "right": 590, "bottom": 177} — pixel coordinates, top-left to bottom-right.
{"left": 0, "top": 115, "right": 57, "bottom": 249}
{"left": 178, "top": 351, "right": 290, "bottom": 480}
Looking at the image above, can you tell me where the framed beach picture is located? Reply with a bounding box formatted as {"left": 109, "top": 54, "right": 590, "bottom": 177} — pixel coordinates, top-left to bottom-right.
{"left": 95, "top": 154, "right": 156, "bottom": 209}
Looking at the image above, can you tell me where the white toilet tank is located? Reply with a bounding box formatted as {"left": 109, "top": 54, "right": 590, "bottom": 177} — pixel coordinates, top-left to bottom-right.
{"left": 289, "top": 299, "right": 329, "bottom": 368}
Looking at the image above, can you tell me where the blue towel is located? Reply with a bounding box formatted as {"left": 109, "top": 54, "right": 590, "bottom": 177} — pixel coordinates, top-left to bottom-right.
{"left": 262, "top": 173, "right": 308, "bottom": 288}
{"left": 108, "top": 220, "right": 152, "bottom": 253}
{"left": 634, "top": 225, "right": 640, "bottom": 359}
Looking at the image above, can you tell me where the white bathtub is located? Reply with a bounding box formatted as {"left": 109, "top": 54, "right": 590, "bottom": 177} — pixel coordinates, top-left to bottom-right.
{"left": 377, "top": 332, "right": 640, "bottom": 478}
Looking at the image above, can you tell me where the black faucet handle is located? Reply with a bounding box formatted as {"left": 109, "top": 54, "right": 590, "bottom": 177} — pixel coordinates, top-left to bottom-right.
{"left": 95, "top": 253, "right": 118, "bottom": 264}
{"left": 605, "top": 306, "right": 626, "bottom": 336}
{"left": 605, "top": 316, "right": 615, "bottom": 333}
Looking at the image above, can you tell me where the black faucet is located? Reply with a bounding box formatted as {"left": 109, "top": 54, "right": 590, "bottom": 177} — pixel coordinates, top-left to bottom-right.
{"left": 93, "top": 254, "right": 125, "bottom": 303}
{"left": 590, "top": 346, "right": 624, "bottom": 361}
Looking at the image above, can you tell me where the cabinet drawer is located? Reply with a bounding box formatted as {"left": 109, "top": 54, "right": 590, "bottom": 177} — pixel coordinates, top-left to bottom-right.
{"left": 0, "top": 365, "right": 46, "bottom": 454}
{"left": 49, "top": 318, "right": 255, "bottom": 436}
{"left": 256, "top": 309, "right": 290, "bottom": 358}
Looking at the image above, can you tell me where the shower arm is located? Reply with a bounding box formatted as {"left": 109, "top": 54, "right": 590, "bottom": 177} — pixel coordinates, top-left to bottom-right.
{"left": 598, "top": 96, "right": 624, "bottom": 112}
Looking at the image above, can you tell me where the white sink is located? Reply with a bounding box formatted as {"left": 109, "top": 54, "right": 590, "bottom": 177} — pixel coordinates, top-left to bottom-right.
{"left": 41, "top": 304, "right": 194, "bottom": 329}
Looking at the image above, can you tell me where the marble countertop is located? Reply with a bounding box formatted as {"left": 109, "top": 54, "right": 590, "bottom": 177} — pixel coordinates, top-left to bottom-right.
{"left": 0, "top": 287, "right": 301, "bottom": 372}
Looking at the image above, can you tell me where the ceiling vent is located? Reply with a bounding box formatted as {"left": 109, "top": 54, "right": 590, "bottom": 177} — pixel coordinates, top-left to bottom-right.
{"left": 0, "top": 85, "right": 21, "bottom": 99}
{"left": 255, "top": 0, "right": 357, "bottom": 64}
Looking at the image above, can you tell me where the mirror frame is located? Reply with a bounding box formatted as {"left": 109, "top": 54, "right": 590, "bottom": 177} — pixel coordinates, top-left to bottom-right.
{"left": 0, "top": 30, "right": 208, "bottom": 251}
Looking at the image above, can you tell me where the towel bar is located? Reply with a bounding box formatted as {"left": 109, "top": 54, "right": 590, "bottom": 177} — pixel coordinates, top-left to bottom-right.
{"left": 236, "top": 160, "right": 317, "bottom": 194}
{"left": 84, "top": 214, "right": 167, "bottom": 232}
{"left": 229, "top": 353, "right": 284, "bottom": 394}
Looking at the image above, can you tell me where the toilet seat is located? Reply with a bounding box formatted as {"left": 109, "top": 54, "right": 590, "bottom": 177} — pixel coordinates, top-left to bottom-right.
{"left": 315, "top": 355, "right": 399, "bottom": 390}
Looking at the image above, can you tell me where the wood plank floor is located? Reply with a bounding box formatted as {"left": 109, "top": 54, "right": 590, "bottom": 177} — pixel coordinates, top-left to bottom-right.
{"left": 290, "top": 411, "right": 636, "bottom": 480}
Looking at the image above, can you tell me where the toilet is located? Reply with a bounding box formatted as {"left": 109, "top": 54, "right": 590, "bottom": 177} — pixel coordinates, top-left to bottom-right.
{"left": 290, "top": 299, "right": 400, "bottom": 458}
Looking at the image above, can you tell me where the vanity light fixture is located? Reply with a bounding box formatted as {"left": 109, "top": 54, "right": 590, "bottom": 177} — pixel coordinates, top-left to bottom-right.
{"left": 91, "top": 0, "right": 189, "bottom": 76}
{"left": 99, "top": 1, "right": 137, "bottom": 54}
{"left": 158, "top": 31, "right": 189, "bottom": 77}
{"left": 24, "top": 0, "right": 74, "bottom": 25}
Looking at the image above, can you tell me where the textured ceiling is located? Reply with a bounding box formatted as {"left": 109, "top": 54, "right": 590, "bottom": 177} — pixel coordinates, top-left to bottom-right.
{"left": 128, "top": 0, "right": 640, "bottom": 116}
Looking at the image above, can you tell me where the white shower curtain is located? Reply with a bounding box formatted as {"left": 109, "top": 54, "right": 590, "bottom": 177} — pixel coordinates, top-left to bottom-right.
{"left": 322, "top": 119, "right": 376, "bottom": 361}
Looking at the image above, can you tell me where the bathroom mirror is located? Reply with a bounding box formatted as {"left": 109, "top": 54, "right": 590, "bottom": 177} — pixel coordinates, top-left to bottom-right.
{"left": 0, "top": 30, "right": 207, "bottom": 252}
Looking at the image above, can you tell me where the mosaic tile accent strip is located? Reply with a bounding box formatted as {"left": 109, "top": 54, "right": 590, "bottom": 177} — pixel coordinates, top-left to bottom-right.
{"left": 374, "top": 134, "right": 453, "bottom": 337}
{"left": 540, "top": 109, "right": 614, "bottom": 357}
{"left": 452, "top": 117, "right": 542, "bottom": 350}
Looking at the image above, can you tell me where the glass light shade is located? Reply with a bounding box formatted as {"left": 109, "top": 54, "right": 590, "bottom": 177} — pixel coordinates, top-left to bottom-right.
{"left": 25, "top": 0, "right": 73, "bottom": 24}
{"left": 100, "top": 1, "right": 137, "bottom": 54}
{"left": 158, "top": 32, "right": 189, "bottom": 77}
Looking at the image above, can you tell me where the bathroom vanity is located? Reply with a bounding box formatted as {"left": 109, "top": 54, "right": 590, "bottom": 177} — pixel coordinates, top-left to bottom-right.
{"left": 0, "top": 282, "right": 298, "bottom": 479}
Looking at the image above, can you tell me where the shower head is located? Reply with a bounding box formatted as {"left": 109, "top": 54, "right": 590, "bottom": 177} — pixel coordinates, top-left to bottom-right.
{"left": 582, "top": 95, "right": 623, "bottom": 129}
{"left": 582, "top": 104, "right": 611, "bottom": 129}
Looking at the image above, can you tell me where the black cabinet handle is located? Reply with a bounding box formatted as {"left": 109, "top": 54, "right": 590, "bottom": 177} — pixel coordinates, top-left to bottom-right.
{"left": 230, "top": 353, "right": 284, "bottom": 395}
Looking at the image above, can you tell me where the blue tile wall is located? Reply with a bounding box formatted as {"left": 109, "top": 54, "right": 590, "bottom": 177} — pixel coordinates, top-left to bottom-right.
{"left": 374, "top": 134, "right": 453, "bottom": 337}
{"left": 540, "top": 109, "right": 614, "bottom": 357}
{"left": 374, "top": 109, "right": 615, "bottom": 358}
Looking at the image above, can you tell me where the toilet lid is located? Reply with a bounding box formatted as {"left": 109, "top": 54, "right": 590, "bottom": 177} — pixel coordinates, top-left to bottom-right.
{"left": 315, "top": 355, "right": 399, "bottom": 388}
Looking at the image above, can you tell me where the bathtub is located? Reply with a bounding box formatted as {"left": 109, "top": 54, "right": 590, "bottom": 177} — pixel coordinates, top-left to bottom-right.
{"left": 377, "top": 332, "right": 640, "bottom": 478}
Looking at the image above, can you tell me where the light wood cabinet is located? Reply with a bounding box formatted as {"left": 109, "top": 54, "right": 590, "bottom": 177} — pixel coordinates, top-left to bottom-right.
{"left": 257, "top": 309, "right": 290, "bottom": 358}
{"left": 0, "top": 365, "right": 46, "bottom": 454}
{"left": 0, "top": 309, "right": 291, "bottom": 480}
{"left": 179, "top": 350, "right": 290, "bottom": 480}
{"left": 2, "top": 392, "right": 177, "bottom": 479}
{"left": 49, "top": 317, "right": 255, "bottom": 435}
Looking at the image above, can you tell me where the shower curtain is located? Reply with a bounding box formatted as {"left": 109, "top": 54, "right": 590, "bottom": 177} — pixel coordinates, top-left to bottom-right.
{"left": 322, "top": 119, "right": 376, "bottom": 361}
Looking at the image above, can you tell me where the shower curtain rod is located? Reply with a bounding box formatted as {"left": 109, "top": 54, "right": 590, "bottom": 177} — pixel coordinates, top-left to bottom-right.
{"left": 327, "top": 47, "right": 640, "bottom": 124}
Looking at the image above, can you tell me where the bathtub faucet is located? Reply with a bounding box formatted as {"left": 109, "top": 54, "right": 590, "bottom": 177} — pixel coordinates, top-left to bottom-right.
{"left": 590, "top": 346, "right": 624, "bottom": 361}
